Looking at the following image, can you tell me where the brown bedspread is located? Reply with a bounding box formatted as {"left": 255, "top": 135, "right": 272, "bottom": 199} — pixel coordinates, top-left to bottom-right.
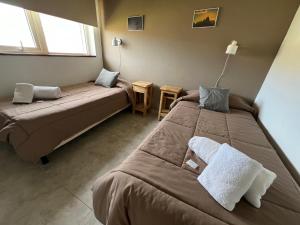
{"left": 0, "top": 80, "right": 132, "bottom": 162}
{"left": 93, "top": 100, "right": 300, "bottom": 225}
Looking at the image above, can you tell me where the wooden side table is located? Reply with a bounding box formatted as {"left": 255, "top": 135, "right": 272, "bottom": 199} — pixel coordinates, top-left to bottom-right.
{"left": 132, "top": 81, "right": 153, "bottom": 116}
{"left": 158, "top": 85, "right": 182, "bottom": 120}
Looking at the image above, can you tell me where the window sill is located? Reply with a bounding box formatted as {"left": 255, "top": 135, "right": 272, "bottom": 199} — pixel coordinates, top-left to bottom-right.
{"left": 0, "top": 52, "right": 97, "bottom": 57}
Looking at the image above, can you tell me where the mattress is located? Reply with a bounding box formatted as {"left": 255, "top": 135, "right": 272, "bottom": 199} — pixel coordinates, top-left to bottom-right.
{"left": 0, "top": 80, "right": 133, "bottom": 162}
{"left": 92, "top": 99, "right": 300, "bottom": 225}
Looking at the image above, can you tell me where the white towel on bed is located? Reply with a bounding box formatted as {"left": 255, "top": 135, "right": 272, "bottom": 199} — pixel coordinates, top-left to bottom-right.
{"left": 12, "top": 83, "right": 34, "bottom": 104}
{"left": 33, "top": 86, "right": 61, "bottom": 99}
{"left": 189, "top": 136, "right": 277, "bottom": 209}
{"left": 188, "top": 136, "right": 221, "bottom": 164}
{"left": 198, "top": 143, "right": 263, "bottom": 211}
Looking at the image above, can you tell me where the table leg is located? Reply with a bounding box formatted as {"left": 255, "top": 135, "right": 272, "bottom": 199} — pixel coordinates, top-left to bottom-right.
{"left": 133, "top": 91, "right": 137, "bottom": 114}
{"left": 158, "top": 92, "right": 164, "bottom": 120}
{"left": 143, "top": 90, "right": 148, "bottom": 116}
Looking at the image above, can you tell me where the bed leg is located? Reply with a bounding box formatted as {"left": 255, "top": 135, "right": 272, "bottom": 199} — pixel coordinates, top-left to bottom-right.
{"left": 40, "top": 156, "right": 49, "bottom": 165}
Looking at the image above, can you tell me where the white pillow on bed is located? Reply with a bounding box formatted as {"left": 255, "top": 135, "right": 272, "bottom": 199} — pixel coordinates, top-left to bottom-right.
{"left": 34, "top": 86, "right": 61, "bottom": 99}
{"left": 12, "top": 83, "right": 34, "bottom": 104}
{"left": 95, "top": 68, "right": 119, "bottom": 88}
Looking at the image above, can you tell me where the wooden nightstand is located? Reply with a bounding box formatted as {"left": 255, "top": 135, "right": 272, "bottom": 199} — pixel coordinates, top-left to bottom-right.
{"left": 158, "top": 85, "right": 182, "bottom": 120}
{"left": 132, "top": 81, "right": 153, "bottom": 116}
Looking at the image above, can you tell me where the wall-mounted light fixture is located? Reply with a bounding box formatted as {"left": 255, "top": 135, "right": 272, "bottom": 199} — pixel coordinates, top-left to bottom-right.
{"left": 225, "top": 40, "right": 238, "bottom": 55}
{"left": 112, "top": 37, "right": 123, "bottom": 72}
{"left": 215, "top": 40, "right": 239, "bottom": 87}
{"left": 112, "top": 37, "right": 122, "bottom": 46}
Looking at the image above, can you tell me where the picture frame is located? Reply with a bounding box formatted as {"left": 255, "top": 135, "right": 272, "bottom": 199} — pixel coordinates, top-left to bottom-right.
{"left": 192, "top": 8, "right": 220, "bottom": 29}
{"left": 128, "top": 16, "right": 144, "bottom": 31}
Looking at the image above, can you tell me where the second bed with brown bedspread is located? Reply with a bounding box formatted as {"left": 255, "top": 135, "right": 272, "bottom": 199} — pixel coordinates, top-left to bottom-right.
{"left": 93, "top": 96, "right": 300, "bottom": 225}
{"left": 0, "top": 79, "right": 133, "bottom": 162}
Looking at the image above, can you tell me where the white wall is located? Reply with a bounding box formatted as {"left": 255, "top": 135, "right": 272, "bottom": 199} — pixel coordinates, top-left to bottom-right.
{"left": 255, "top": 6, "right": 300, "bottom": 173}
{"left": 0, "top": 29, "right": 103, "bottom": 98}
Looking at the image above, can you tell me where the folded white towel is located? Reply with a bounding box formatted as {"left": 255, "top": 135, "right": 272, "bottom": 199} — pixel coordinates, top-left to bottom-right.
{"left": 189, "top": 136, "right": 277, "bottom": 209}
{"left": 33, "top": 86, "right": 61, "bottom": 99}
{"left": 198, "top": 143, "right": 262, "bottom": 211}
{"left": 188, "top": 136, "right": 221, "bottom": 164}
{"left": 12, "top": 83, "right": 34, "bottom": 104}
{"left": 244, "top": 168, "right": 277, "bottom": 208}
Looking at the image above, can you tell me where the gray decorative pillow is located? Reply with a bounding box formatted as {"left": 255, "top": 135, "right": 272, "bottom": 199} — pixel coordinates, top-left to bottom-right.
{"left": 199, "top": 86, "right": 230, "bottom": 112}
{"left": 95, "top": 68, "right": 119, "bottom": 88}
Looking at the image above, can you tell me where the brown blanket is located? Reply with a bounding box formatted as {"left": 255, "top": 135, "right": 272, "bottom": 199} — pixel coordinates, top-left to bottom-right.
{"left": 93, "top": 101, "right": 300, "bottom": 225}
{"left": 0, "top": 80, "right": 132, "bottom": 162}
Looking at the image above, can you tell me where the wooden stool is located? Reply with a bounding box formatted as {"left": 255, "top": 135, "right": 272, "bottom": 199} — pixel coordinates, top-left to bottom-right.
{"left": 158, "top": 85, "right": 182, "bottom": 120}
{"left": 132, "top": 81, "right": 153, "bottom": 116}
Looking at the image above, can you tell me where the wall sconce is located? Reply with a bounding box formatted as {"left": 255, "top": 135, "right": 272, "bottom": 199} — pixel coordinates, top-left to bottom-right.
{"left": 112, "top": 37, "right": 122, "bottom": 46}
{"left": 112, "top": 37, "right": 123, "bottom": 72}
{"left": 215, "top": 40, "right": 239, "bottom": 87}
{"left": 226, "top": 40, "right": 238, "bottom": 55}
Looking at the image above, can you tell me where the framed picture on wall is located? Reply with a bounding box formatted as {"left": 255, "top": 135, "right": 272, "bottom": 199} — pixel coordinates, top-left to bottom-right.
{"left": 192, "top": 8, "right": 219, "bottom": 28}
{"left": 128, "top": 16, "right": 144, "bottom": 31}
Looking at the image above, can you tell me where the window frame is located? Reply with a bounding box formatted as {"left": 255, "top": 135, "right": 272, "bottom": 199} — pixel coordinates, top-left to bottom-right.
{"left": 0, "top": 7, "right": 96, "bottom": 57}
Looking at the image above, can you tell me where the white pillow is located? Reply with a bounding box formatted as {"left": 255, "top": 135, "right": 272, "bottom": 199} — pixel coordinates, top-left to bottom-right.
{"left": 12, "top": 83, "right": 34, "bottom": 104}
{"left": 198, "top": 143, "right": 262, "bottom": 211}
{"left": 244, "top": 168, "right": 277, "bottom": 208}
{"left": 33, "top": 86, "right": 61, "bottom": 99}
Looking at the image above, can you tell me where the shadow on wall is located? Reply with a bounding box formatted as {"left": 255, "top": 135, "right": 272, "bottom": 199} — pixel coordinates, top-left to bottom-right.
{"left": 257, "top": 119, "right": 300, "bottom": 185}
{"left": 100, "top": 0, "right": 121, "bottom": 28}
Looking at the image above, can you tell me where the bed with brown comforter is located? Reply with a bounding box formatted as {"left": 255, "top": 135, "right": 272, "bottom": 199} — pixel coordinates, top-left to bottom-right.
{"left": 92, "top": 92, "right": 300, "bottom": 225}
{"left": 0, "top": 79, "right": 133, "bottom": 163}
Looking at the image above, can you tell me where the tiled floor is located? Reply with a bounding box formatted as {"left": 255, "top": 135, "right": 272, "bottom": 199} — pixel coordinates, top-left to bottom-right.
{"left": 0, "top": 110, "right": 158, "bottom": 225}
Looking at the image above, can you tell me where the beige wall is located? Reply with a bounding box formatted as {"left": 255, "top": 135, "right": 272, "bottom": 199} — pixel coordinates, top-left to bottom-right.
{"left": 0, "top": 29, "right": 103, "bottom": 97}
{"left": 255, "top": 6, "right": 300, "bottom": 174}
{"left": 99, "top": 0, "right": 299, "bottom": 107}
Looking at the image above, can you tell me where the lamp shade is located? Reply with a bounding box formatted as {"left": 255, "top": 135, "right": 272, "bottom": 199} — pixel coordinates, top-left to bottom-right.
{"left": 112, "top": 37, "right": 122, "bottom": 46}
{"left": 226, "top": 40, "right": 238, "bottom": 55}
{"left": 112, "top": 37, "right": 118, "bottom": 46}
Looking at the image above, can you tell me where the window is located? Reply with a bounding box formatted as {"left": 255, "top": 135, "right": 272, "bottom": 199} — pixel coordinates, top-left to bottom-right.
{"left": 0, "top": 2, "right": 96, "bottom": 56}
{"left": 0, "top": 3, "right": 36, "bottom": 50}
